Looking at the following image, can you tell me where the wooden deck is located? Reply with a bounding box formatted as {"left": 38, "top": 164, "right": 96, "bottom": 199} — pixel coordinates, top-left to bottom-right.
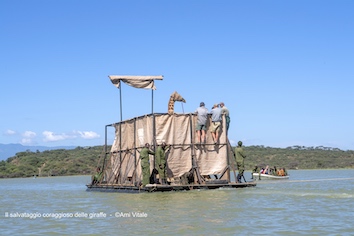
{"left": 86, "top": 181, "right": 257, "bottom": 193}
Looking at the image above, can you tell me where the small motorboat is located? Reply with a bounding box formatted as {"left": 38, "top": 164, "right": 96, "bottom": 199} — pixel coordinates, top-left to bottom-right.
{"left": 252, "top": 173, "right": 289, "bottom": 180}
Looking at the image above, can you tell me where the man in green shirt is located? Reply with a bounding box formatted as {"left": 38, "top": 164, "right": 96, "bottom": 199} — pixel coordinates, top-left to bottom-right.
{"left": 155, "top": 142, "right": 170, "bottom": 185}
{"left": 91, "top": 167, "right": 103, "bottom": 185}
{"left": 235, "top": 141, "right": 246, "bottom": 183}
{"left": 140, "top": 143, "right": 155, "bottom": 187}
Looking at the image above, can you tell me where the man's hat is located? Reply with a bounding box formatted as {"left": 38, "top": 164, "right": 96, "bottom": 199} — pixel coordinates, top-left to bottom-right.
{"left": 200, "top": 102, "right": 205, "bottom": 106}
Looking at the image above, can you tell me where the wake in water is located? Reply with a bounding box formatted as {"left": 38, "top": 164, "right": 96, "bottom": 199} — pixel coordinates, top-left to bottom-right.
{"left": 286, "top": 177, "right": 354, "bottom": 183}
{"left": 256, "top": 177, "right": 354, "bottom": 184}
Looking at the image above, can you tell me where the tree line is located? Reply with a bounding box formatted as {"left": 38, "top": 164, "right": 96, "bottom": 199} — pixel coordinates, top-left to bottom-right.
{"left": 0, "top": 145, "right": 353, "bottom": 178}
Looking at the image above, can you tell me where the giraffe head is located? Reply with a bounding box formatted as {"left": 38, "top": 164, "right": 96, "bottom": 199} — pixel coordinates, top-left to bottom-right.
{"left": 168, "top": 91, "right": 186, "bottom": 114}
{"left": 170, "top": 91, "right": 186, "bottom": 103}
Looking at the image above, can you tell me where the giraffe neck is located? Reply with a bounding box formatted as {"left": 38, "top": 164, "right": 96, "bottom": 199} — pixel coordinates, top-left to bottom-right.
{"left": 168, "top": 98, "right": 174, "bottom": 114}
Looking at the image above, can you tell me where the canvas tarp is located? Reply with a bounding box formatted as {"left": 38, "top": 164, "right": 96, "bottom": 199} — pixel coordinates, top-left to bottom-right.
{"left": 106, "top": 113, "right": 228, "bottom": 184}
{"left": 108, "top": 75, "right": 164, "bottom": 90}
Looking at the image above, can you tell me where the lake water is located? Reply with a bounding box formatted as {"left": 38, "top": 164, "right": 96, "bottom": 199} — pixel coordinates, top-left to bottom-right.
{"left": 1, "top": 169, "right": 354, "bottom": 235}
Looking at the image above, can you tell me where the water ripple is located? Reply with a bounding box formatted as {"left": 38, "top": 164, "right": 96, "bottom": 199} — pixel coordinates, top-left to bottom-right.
{"left": 1, "top": 170, "right": 354, "bottom": 234}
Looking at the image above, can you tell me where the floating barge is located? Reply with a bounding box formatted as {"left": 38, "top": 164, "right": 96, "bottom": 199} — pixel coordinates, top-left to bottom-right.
{"left": 86, "top": 75, "right": 256, "bottom": 193}
{"left": 87, "top": 182, "right": 256, "bottom": 193}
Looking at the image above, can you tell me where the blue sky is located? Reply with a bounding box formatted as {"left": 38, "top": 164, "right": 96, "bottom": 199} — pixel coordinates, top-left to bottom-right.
{"left": 1, "top": 0, "right": 353, "bottom": 150}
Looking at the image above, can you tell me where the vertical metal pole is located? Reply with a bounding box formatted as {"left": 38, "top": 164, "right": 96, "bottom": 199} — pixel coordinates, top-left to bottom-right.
{"left": 152, "top": 89, "right": 156, "bottom": 178}
{"left": 151, "top": 89, "right": 154, "bottom": 114}
{"left": 119, "top": 82, "right": 122, "bottom": 184}
{"left": 105, "top": 125, "right": 108, "bottom": 150}
{"left": 190, "top": 114, "right": 202, "bottom": 184}
{"left": 224, "top": 116, "right": 230, "bottom": 182}
{"left": 120, "top": 82, "right": 123, "bottom": 122}
{"left": 133, "top": 118, "right": 137, "bottom": 185}
{"left": 102, "top": 125, "right": 108, "bottom": 172}
{"left": 148, "top": 89, "right": 157, "bottom": 184}
{"left": 152, "top": 90, "right": 156, "bottom": 148}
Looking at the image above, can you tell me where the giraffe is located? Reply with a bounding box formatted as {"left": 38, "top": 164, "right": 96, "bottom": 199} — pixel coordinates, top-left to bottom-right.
{"left": 168, "top": 91, "right": 186, "bottom": 114}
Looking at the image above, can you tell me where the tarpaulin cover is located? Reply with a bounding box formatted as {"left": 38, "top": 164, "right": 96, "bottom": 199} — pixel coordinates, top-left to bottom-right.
{"left": 106, "top": 113, "right": 228, "bottom": 184}
{"left": 108, "top": 75, "right": 164, "bottom": 90}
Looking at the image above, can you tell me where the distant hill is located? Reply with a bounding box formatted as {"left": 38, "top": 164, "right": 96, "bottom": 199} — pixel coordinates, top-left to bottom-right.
{"left": 0, "top": 145, "right": 104, "bottom": 178}
{"left": 0, "top": 143, "right": 76, "bottom": 161}
{"left": 0, "top": 145, "right": 353, "bottom": 178}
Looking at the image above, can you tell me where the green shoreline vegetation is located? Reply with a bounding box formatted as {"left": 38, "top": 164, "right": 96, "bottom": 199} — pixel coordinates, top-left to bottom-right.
{"left": 0, "top": 145, "right": 353, "bottom": 178}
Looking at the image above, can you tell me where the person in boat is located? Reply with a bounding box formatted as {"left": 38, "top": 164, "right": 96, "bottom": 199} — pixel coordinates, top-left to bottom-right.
{"left": 219, "top": 102, "right": 230, "bottom": 133}
{"left": 210, "top": 103, "right": 222, "bottom": 144}
{"left": 279, "top": 167, "right": 288, "bottom": 176}
{"left": 234, "top": 141, "right": 246, "bottom": 183}
{"left": 273, "top": 166, "right": 278, "bottom": 176}
{"left": 277, "top": 167, "right": 287, "bottom": 176}
{"left": 283, "top": 167, "right": 288, "bottom": 176}
{"left": 140, "top": 143, "right": 155, "bottom": 187}
{"left": 155, "top": 142, "right": 170, "bottom": 185}
{"left": 195, "top": 102, "right": 208, "bottom": 144}
{"left": 263, "top": 165, "right": 269, "bottom": 174}
{"left": 91, "top": 167, "right": 103, "bottom": 185}
{"left": 269, "top": 167, "right": 274, "bottom": 175}
{"left": 277, "top": 168, "right": 284, "bottom": 176}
